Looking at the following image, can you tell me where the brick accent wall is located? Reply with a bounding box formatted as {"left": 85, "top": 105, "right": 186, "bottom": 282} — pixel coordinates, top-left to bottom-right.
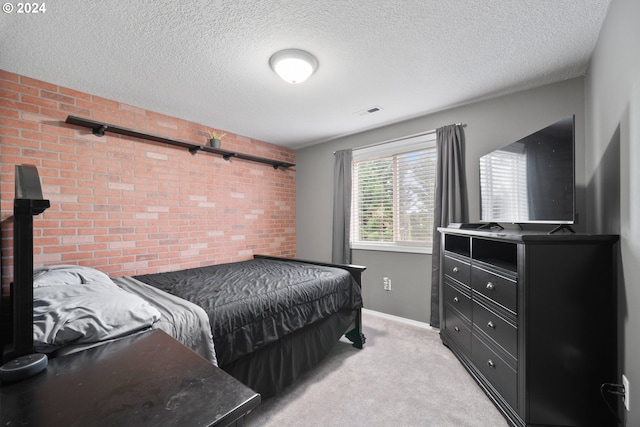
{"left": 0, "top": 70, "right": 296, "bottom": 287}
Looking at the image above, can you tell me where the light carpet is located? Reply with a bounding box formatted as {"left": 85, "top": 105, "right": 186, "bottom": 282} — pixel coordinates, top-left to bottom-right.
{"left": 244, "top": 311, "right": 509, "bottom": 427}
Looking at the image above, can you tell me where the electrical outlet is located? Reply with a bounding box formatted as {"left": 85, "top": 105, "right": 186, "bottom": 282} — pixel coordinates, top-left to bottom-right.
{"left": 383, "top": 277, "right": 391, "bottom": 291}
{"left": 623, "top": 374, "right": 630, "bottom": 411}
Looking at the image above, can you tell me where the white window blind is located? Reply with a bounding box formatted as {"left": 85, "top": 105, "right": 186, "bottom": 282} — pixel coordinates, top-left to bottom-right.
{"left": 479, "top": 142, "right": 529, "bottom": 220}
{"left": 351, "top": 133, "right": 437, "bottom": 253}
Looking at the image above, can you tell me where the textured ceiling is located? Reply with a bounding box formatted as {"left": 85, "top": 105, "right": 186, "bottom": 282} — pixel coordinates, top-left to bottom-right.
{"left": 0, "top": 0, "right": 611, "bottom": 149}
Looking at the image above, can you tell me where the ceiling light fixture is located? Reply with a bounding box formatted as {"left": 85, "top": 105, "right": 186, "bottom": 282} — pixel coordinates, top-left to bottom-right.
{"left": 269, "top": 49, "right": 318, "bottom": 84}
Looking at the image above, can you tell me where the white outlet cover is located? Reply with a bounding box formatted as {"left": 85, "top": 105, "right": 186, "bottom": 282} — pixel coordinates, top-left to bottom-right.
{"left": 623, "top": 374, "right": 630, "bottom": 411}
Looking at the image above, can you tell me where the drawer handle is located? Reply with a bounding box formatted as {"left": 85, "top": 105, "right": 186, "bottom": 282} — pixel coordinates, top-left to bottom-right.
{"left": 452, "top": 266, "right": 459, "bottom": 273}
{"left": 454, "top": 326, "right": 460, "bottom": 332}
{"left": 487, "top": 321, "right": 495, "bottom": 329}
{"left": 486, "top": 282, "right": 495, "bottom": 291}
{"left": 453, "top": 296, "right": 459, "bottom": 303}
{"left": 487, "top": 359, "right": 496, "bottom": 368}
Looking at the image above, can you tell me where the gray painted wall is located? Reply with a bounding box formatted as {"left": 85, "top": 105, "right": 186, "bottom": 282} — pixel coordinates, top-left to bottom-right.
{"left": 296, "top": 78, "right": 585, "bottom": 324}
{"left": 586, "top": 0, "right": 640, "bottom": 423}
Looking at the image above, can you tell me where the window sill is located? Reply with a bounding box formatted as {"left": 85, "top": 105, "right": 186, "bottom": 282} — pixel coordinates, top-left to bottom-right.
{"left": 351, "top": 243, "right": 432, "bottom": 255}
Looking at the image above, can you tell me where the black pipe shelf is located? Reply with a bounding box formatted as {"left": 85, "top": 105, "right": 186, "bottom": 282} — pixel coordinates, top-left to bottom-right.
{"left": 65, "top": 116, "right": 295, "bottom": 170}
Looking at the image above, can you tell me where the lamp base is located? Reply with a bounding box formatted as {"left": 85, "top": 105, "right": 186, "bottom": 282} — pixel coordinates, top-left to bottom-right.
{"left": 0, "top": 353, "right": 48, "bottom": 383}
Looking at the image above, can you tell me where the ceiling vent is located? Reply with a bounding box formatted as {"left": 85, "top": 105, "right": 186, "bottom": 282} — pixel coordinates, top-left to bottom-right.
{"left": 354, "top": 105, "right": 383, "bottom": 116}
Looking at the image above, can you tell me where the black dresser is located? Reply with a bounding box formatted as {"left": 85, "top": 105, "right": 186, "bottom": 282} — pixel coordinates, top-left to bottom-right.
{"left": 1, "top": 329, "right": 260, "bottom": 426}
{"left": 438, "top": 228, "right": 618, "bottom": 427}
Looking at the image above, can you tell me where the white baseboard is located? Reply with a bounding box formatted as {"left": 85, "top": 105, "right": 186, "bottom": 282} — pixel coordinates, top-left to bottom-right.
{"left": 362, "top": 308, "right": 438, "bottom": 331}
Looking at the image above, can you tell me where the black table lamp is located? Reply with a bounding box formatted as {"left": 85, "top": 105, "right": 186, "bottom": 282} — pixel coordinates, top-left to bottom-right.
{"left": 0, "top": 164, "right": 50, "bottom": 382}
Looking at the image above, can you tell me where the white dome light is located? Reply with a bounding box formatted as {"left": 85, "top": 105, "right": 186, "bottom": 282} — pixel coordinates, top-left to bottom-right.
{"left": 269, "top": 49, "right": 318, "bottom": 84}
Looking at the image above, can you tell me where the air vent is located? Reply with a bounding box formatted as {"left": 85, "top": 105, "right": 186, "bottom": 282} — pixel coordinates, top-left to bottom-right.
{"left": 354, "top": 105, "right": 383, "bottom": 116}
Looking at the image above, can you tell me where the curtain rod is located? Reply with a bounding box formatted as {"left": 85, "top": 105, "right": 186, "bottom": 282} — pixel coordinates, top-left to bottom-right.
{"left": 333, "top": 122, "right": 466, "bottom": 154}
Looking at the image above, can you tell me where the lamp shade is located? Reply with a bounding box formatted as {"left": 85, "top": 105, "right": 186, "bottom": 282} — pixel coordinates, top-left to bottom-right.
{"left": 269, "top": 49, "right": 318, "bottom": 84}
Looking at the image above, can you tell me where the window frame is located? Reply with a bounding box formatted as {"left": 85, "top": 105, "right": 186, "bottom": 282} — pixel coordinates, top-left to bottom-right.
{"left": 350, "top": 133, "right": 437, "bottom": 255}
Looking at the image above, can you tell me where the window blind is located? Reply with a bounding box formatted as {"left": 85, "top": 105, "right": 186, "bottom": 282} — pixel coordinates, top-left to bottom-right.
{"left": 351, "top": 133, "right": 437, "bottom": 253}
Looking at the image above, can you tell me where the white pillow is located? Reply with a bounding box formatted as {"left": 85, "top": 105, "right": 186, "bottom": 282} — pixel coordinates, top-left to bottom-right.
{"left": 33, "top": 266, "right": 161, "bottom": 353}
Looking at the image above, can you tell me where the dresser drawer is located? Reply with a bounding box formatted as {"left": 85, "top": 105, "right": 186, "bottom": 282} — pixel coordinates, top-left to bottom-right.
{"left": 472, "top": 266, "right": 517, "bottom": 313}
{"left": 443, "top": 307, "right": 471, "bottom": 354}
{"left": 444, "top": 282, "right": 471, "bottom": 321}
{"left": 473, "top": 299, "right": 517, "bottom": 358}
{"left": 471, "top": 334, "right": 517, "bottom": 409}
{"left": 444, "top": 254, "right": 470, "bottom": 285}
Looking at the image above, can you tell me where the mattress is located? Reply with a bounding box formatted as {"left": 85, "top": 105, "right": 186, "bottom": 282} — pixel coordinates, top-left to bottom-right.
{"left": 134, "top": 258, "right": 363, "bottom": 366}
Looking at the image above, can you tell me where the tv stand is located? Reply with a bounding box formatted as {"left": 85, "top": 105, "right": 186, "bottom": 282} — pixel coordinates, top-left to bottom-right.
{"left": 438, "top": 228, "right": 618, "bottom": 426}
{"left": 548, "top": 224, "right": 575, "bottom": 234}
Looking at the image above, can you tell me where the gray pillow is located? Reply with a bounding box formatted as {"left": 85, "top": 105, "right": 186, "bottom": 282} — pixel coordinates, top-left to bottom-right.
{"left": 33, "top": 265, "right": 161, "bottom": 353}
{"left": 33, "top": 264, "right": 113, "bottom": 288}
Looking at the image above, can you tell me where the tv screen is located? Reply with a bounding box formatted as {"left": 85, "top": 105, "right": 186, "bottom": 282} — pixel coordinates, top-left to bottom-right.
{"left": 479, "top": 116, "right": 575, "bottom": 224}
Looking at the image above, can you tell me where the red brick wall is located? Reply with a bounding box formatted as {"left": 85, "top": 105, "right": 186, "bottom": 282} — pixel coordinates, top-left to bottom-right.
{"left": 0, "top": 70, "right": 296, "bottom": 286}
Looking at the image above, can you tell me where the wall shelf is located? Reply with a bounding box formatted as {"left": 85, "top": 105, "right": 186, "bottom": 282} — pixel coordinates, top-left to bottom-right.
{"left": 65, "top": 116, "right": 295, "bottom": 170}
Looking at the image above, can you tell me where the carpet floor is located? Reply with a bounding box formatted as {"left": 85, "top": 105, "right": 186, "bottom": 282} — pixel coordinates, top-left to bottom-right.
{"left": 244, "top": 311, "right": 510, "bottom": 427}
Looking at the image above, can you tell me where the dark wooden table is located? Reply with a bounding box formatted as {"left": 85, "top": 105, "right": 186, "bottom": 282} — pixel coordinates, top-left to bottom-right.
{"left": 0, "top": 330, "right": 260, "bottom": 426}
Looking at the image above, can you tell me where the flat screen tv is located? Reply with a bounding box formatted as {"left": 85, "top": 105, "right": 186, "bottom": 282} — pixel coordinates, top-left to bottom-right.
{"left": 479, "top": 116, "right": 575, "bottom": 229}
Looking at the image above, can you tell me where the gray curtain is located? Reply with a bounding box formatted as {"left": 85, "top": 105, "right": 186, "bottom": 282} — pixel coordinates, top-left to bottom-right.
{"left": 430, "top": 125, "right": 468, "bottom": 328}
{"left": 332, "top": 149, "right": 352, "bottom": 264}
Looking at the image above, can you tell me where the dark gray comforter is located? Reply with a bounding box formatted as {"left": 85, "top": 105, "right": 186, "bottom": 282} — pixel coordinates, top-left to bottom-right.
{"left": 134, "top": 258, "right": 363, "bottom": 366}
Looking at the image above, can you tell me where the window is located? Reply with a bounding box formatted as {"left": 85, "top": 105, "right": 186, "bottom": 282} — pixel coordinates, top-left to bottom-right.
{"left": 350, "top": 133, "right": 437, "bottom": 254}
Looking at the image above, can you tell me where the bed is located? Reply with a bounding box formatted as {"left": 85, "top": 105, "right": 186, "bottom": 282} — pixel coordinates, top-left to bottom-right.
{"left": 29, "top": 256, "right": 365, "bottom": 398}
{"left": 131, "top": 254, "right": 366, "bottom": 397}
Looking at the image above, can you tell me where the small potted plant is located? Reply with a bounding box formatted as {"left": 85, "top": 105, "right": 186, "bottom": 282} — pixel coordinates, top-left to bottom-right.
{"left": 209, "top": 131, "right": 226, "bottom": 149}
